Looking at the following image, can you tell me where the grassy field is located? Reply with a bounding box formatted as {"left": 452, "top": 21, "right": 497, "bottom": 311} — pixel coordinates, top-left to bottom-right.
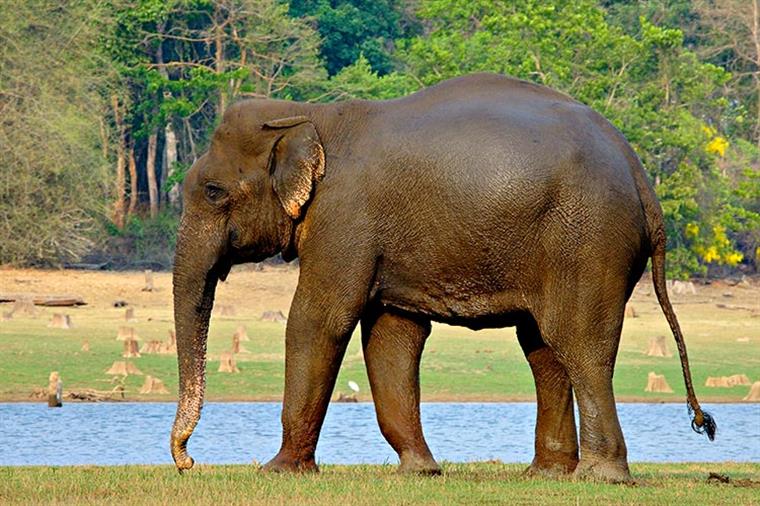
{"left": 0, "top": 463, "right": 758, "bottom": 505}
{"left": 0, "top": 266, "right": 758, "bottom": 403}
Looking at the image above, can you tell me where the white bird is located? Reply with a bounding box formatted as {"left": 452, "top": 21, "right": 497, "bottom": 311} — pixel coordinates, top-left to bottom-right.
{"left": 348, "top": 380, "right": 360, "bottom": 393}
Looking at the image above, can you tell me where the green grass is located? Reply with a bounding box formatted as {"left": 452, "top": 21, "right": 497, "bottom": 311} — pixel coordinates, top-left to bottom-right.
{"left": 0, "top": 273, "right": 758, "bottom": 403}
{"left": 0, "top": 463, "right": 757, "bottom": 505}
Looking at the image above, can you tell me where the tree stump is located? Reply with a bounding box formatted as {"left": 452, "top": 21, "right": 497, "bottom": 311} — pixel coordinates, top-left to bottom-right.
{"left": 335, "top": 392, "right": 358, "bottom": 403}
{"left": 11, "top": 297, "right": 37, "bottom": 316}
{"left": 81, "top": 339, "right": 90, "bottom": 352}
{"left": 234, "top": 325, "right": 250, "bottom": 342}
{"left": 139, "top": 375, "right": 169, "bottom": 394}
{"left": 48, "top": 371, "right": 62, "bottom": 407}
{"left": 48, "top": 313, "right": 72, "bottom": 329}
{"left": 727, "top": 374, "right": 751, "bottom": 386}
{"left": 106, "top": 361, "right": 128, "bottom": 375}
{"left": 645, "top": 335, "right": 672, "bottom": 357}
{"left": 624, "top": 305, "right": 637, "bottom": 318}
{"left": 142, "top": 270, "right": 154, "bottom": 292}
{"left": 705, "top": 376, "right": 731, "bottom": 387}
{"left": 106, "top": 361, "right": 142, "bottom": 376}
{"left": 231, "top": 334, "right": 248, "bottom": 354}
{"left": 215, "top": 304, "right": 236, "bottom": 317}
{"left": 123, "top": 338, "right": 141, "bottom": 358}
{"left": 218, "top": 351, "right": 239, "bottom": 373}
{"left": 707, "top": 374, "right": 751, "bottom": 387}
{"left": 644, "top": 371, "right": 673, "bottom": 393}
{"left": 743, "top": 381, "right": 760, "bottom": 401}
{"left": 140, "top": 340, "right": 162, "bottom": 354}
{"left": 125, "top": 307, "right": 136, "bottom": 322}
{"left": 160, "top": 329, "right": 177, "bottom": 354}
{"left": 116, "top": 326, "right": 137, "bottom": 341}
{"left": 670, "top": 280, "right": 697, "bottom": 295}
{"left": 260, "top": 310, "right": 287, "bottom": 322}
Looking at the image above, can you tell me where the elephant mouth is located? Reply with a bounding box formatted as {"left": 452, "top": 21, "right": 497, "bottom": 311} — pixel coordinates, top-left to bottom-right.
{"left": 221, "top": 248, "right": 271, "bottom": 273}
{"left": 213, "top": 255, "right": 233, "bottom": 282}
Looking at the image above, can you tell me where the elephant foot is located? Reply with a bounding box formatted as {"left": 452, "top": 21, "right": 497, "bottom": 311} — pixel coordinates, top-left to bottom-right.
{"left": 262, "top": 453, "right": 319, "bottom": 474}
{"left": 573, "top": 458, "right": 634, "bottom": 484}
{"left": 524, "top": 450, "right": 578, "bottom": 477}
{"left": 398, "top": 452, "right": 441, "bottom": 476}
{"left": 524, "top": 459, "right": 577, "bottom": 478}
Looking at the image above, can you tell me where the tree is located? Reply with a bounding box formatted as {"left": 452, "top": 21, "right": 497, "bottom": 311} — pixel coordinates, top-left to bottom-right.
{"left": 322, "top": 54, "right": 419, "bottom": 100}
{"left": 0, "top": 0, "right": 113, "bottom": 264}
{"left": 694, "top": 0, "right": 760, "bottom": 148}
{"left": 290, "top": 0, "right": 420, "bottom": 75}
{"left": 106, "top": 0, "right": 325, "bottom": 212}
{"left": 396, "top": 0, "right": 755, "bottom": 277}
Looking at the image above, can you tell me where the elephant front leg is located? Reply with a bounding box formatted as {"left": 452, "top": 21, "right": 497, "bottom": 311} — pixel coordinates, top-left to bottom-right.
{"left": 263, "top": 295, "right": 358, "bottom": 473}
{"left": 517, "top": 319, "right": 579, "bottom": 476}
{"left": 362, "top": 310, "right": 440, "bottom": 475}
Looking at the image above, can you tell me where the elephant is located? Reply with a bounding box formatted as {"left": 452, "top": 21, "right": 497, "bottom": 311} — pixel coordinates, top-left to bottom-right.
{"left": 170, "top": 72, "right": 715, "bottom": 483}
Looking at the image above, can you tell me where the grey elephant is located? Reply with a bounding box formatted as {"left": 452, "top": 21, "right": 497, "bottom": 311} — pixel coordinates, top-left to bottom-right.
{"left": 170, "top": 72, "right": 715, "bottom": 483}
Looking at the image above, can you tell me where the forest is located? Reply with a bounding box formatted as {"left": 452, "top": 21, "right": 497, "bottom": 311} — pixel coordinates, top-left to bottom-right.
{"left": 1, "top": 0, "right": 758, "bottom": 278}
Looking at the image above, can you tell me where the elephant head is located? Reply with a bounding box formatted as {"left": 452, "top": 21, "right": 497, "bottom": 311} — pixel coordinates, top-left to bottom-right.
{"left": 170, "top": 109, "right": 325, "bottom": 471}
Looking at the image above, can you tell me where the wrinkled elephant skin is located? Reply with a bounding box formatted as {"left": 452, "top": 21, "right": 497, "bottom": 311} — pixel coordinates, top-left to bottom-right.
{"left": 170, "top": 73, "right": 715, "bottom": 482}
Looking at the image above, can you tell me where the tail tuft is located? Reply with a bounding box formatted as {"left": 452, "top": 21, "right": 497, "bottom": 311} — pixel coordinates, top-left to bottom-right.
{"left": 690, "top": 407, "right": 717, "bottom": 441}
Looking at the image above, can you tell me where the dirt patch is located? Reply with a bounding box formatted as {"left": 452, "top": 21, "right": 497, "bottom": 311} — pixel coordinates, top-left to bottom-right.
{"left": 0, "top": 264, "right": 298, "bottom": 315}
{"left": 706, "top": 472, "right": 760, "bottom": 488}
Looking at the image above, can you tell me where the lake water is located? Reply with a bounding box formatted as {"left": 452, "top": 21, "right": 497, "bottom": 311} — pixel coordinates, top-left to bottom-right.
{"left": 0, "top": 402, "right": 757, "bottom": 466}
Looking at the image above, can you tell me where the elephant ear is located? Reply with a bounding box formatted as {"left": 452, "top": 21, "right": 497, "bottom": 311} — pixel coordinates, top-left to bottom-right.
{"left": 264, "top": 116, "right": 325, "bottom": 219}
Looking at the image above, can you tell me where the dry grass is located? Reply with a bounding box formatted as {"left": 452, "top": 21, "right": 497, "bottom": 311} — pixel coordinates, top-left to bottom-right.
{"left": 0, "top": 266, "right": 758, "bottom": 403}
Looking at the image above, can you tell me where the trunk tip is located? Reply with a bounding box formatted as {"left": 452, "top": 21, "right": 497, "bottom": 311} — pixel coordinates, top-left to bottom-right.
{"left": 173, "top": 451, "right": 195, "bottom": 472}
{"left": 171, "top": 435, "right": 196, "bottom": 471}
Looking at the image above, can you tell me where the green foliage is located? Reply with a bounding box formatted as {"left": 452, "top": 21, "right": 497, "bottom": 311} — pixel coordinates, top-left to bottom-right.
{"left": 394, "top": 0, "right": 757, "bottom": 278}
{"left": 108, "top": 212, "right": 180, "bottom": 268}
{"left": 289, "top": 0, "right": 419, "bottom": 75}
{"left": 0, "top": 0, "right": 757, "bottom": 276}
{"left": 0, "top": 0, "right": 112, "bottom": 265}
{"left": 325, "top": 54, "right": 420, "bottom": 100}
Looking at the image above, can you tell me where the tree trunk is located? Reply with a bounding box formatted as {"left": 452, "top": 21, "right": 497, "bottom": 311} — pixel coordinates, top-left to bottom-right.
{"left": 753, "top": 0, "right": 760, "bottom": 149}
{"left": 155, "top": 21, "right": 176, "bottom": 207}
{"left": 146, "top": 130, "right": 159, "bottom": 219}
{"left": 111, "top": 95, "right": 126, "bottom": 229}
{"left": 127, "top": 145, "right": 138, "bottom": 218}
{"left": 165, "top": 122, "right": 179, "bottom": 208}
{"left": 184, "top": 117, "right": 197, "bottom": 161}
{"left": 215, "top": 8, "right": 226, "bottom": 118}
{"left": 756, "top": 74, "right": 760, "bottom": 150}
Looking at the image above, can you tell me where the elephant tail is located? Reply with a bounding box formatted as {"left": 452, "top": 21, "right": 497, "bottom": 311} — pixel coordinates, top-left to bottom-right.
{"left": 649, "top": 229, "right": 716, "bottom": 440}
{"left": 635, "top": 166, "right": 717, "bottom": 441}
{"left": 589, "top": 108, "right": 715, "bottom": 440}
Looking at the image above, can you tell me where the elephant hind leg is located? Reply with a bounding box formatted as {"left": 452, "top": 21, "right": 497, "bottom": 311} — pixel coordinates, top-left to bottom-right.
{"left": 538, "top": 285, "right": 632, "bottom": 483}
{"left": 516, "top": 314, "right": 579, "bottom": 476}
{"left": 361, "top": 309, "right": 440, "bottom": 475}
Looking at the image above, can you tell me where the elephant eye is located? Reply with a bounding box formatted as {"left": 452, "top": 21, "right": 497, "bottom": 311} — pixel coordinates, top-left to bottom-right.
{"left": 204, "top": 183, "right": 227, "bottom": 203}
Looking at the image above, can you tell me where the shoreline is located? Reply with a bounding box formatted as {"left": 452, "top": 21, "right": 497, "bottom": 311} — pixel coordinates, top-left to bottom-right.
{"left": 1, "top": 395, "right": 754, "bottom": 404}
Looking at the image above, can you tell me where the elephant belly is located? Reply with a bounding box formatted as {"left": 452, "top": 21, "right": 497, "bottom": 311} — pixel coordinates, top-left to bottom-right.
{"left": 375, "top": 256, "right": 535, "bottom": 329}
{"left": 378, "top": 284, "right": 530, "bottom": 329}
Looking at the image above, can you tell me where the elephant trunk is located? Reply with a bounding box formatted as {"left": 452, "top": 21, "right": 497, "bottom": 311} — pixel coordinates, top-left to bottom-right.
{"left": 170, "top": 218, "right": 225, "bottom": 471}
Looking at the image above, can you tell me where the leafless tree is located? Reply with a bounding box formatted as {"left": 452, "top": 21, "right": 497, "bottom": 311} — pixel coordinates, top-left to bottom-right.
{"left": 696, "top": 0, "right": 760, "bottom": 147}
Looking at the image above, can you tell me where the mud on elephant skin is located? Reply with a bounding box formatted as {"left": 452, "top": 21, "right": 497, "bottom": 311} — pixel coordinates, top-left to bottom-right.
{"left": 170, "top": 72, "right": 715, "bottom": 482}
